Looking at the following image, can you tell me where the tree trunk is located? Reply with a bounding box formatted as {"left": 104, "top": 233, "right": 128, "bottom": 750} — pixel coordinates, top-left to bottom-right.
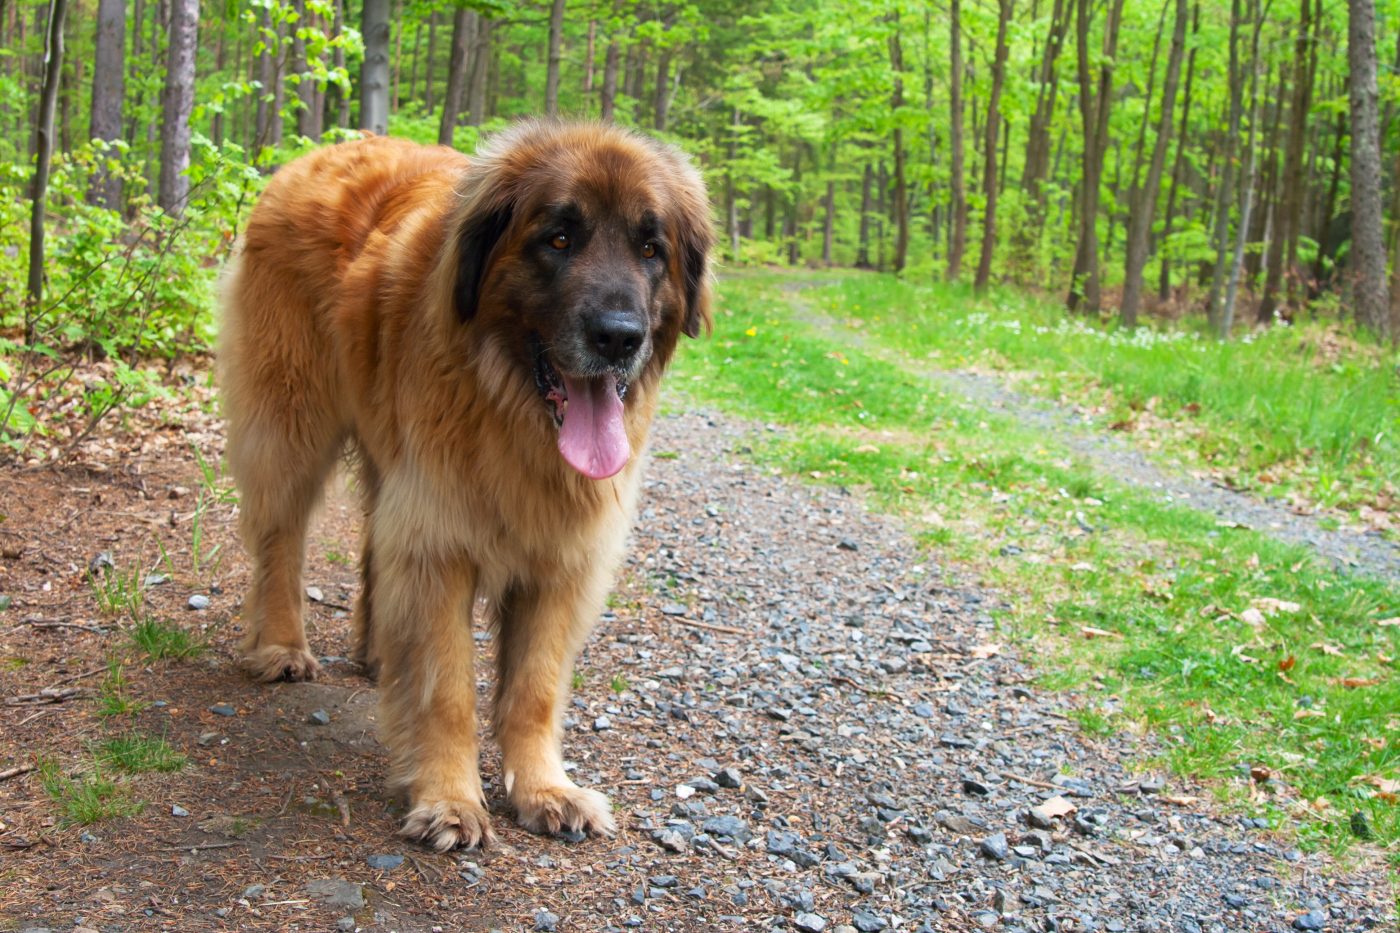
{"left": 1068, "top": 0, "right": 1125, "bottom": 313}
{"left": 583, "top": 20, "right": 596, "bottom": 103}
{"left": 360, "top": 0, "right": 390, "bottom": 134}
{"left": 1222, "top": 0, "right": 1267, "bottom": 338}
{"left": 1121, "top": 0, "right": 1187, "bottom": 326}
{"left": 822, "top": 176, "right": 835, "bottom": 266}
{"left": 889, "top": 17, "right": 908, "bottom": 274}
{"left": 857, "top": 161, "right": 873, "bottom": 269}
{"left": 1014, "top": 0, "right": 1068, "bottom": 269}
{"left": 439, "top": 7, "right": 475, "bottom": 145}
{"left": 424, "top": 11, "right": 438, "bottom": 113}
{"left": 653, "top": 44, "right": 673, "bottom": 131}
{"left": 1158, "top": 2, "right": 1199, "bottom": 300}
{"left": 786, "top": 145, "right": 803, "bottom": 266}
{"left": 946, "top": 0, "right": 967, "bottom": 281}
{"left": 600, "top": 35, "right": 619, "bottom": 120}
{"left": 1348, "top": 0, "right": 1389, "bottom": 336}
{"left": 88, "top": 0, "right": 124, "bottom": 208}
{"left": 293, "top": 0, "right": 322, "bottom": 139}
{"left": 544, "top": 0, "right": 565, "bottom": 115}
{"left": 466, "top": 18, "right": 493, "bottom": 126}
{"left": 329, "top": 0, "right": 349, "bottom": 129}
{"left": 974, "top": 0, "right": 1013, "bottom": 289}
{"left": 157, "top": 0, "right": 197, "bottom": 215}
{"left": 1206, "top": 0, "right": 1244, "bottom": 327}
{"left": 26, "top": 0, "right": 67, "bottom": 330}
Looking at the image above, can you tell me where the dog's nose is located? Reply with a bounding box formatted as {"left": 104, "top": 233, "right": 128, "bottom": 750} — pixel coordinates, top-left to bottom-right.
{"left": 586, "top": 310, "right": 646, "bottom": 365}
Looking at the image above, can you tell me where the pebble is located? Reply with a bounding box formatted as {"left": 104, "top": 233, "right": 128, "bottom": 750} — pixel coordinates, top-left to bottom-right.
{"left": 1293, "top": 910, "right": 1327, "bottom": 930}
{"left": 535, "top": 909, "right": 560, "bottom": 931}
{"left": 851, "top": 910, "right": 888, "bottom": 932}
{"left": 793, "top": 913, "right": 828, "bottom": 932}
{"left": 979, "top": 832, "right": 1010, "bottom": 861}
{"left": 208, "top": 704, "right": 236, "bottom": 717}
{"left": 171, "top": 805, "right": 189, "bottom": 817}
{"left": 335, "top": 918, "right": 355, "bottom": 932}
{"left": 366, "top": 854, "right": 403, "bottom": 870}
{"left": 714, "top": 767, "right": 743, "bottom": 788}
{"left": 308, "top": 709, "right": 331, "bottom": 726}
{"left": 304, "top": 880, "right": 364, "bottom": 911}
{"left": 187, "top": 594, "right": 209, "bottom": 610}
{"left": 702, "top": 815, "right": 751, "bottom": 843}
{"left": 594, "top": 715, "right": 612, "bottom": 731}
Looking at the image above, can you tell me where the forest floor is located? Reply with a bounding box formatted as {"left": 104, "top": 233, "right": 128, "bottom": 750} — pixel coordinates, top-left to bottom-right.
{"left": 0, "top": 279, "right": 1397, "bottom": 932}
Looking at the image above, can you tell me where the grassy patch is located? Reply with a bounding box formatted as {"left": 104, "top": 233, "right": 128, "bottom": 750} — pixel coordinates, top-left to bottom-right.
{"left": 87, "top": 560, "right": 145, "bottom": 621}
{"left": 93, "top": 732, "right": 187, "bottom": 775}
{"left": 801, "top": 273, "right": 1399, "bottom": 522}
{"left": 676, "top": 274, "right": 1400, "bottom": 858}
{"left": 97, "top": 658, "right": 148, "bottom": 718}
{"left": 38, "top": 758, "right": 144, "bottom": 826}
{"left": 130, "top": 619, "right": 205, "bottom": 660}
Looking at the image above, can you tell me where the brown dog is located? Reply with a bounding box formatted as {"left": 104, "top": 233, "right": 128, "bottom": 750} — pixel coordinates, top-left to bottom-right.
{"left": 218, "top": 121, "right": 712, "bottom": 850}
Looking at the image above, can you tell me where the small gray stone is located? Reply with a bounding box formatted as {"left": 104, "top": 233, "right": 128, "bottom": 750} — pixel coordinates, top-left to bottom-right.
{"left": 308, "top": 709, "right": 331, "bottom": 726}
{"left": 702, "top": 815, "right": 751, "bottom": 843}
{"left": 593, "top": 715, "right": 612, "bottom": 731}
{"left": 304, "top": 879, "right": 364, "bottom": 911}
{"left": 242, "top": 884, "right": 266, "bottom": 900}
{"left": 187, "top": 594, "right": 210, "bottom": 610}
{"left": 714, "top": 767, "right": 743, "bottom": 788}
{"left": 366, "top": 854, "right": 403, "bottom": 870}
{"left": 793, "top": 913, "right": 828, "bottom": 933}
{"left": 209, "top": 704, "right": 236, "bottom": 717}
{"left": 852, "top": 910, "right": 888, "bottom": 932}
{"left": 197, "top": 732, "right": 220, "bottom": 746}
{"left": 653, "top": 829, "right": 687, "bottom": 853}
{"left": 336, "top": 918, "right": 355, "bottom": 932}
{"left": 979, "top": 832, "right": 1010, "bottom": 861}
{"left": 1292, "top": 910, "right": 1327, "bottom": 931}
{"left": 535, "top": 909, "right": 561, "bottom": 931}
{"left": 171, "top": 804, "right": 190, "bottom": 817}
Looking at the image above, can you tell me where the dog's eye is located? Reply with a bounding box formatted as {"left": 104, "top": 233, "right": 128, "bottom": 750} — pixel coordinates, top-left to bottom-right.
{"left": 550, "top": 233, "right": 570, "bottom": 250}
{"left": 641, "top": 241, "right": 657, "bottom": 259}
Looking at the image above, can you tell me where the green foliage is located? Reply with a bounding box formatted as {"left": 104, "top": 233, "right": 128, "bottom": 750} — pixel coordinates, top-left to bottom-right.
{"left": 97, "top": 658, "right": 148, "bottom": 718}
{"left": 38, "top": 757, "right": 145, "bottom": 826}
{"left": 130, "top": 619, "right": 206, "bottom": 661}
{"left": 88, "top": 561, "right": 145, "bottom": 622}
{"left": 94, "top": 732, "right": 188, "bottom": 775}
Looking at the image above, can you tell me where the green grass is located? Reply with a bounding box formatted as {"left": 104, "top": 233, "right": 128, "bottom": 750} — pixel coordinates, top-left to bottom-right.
{"left": 87, "top": 560, "right": 145, "bottom": 621}
{"left": 97, "top": 658, "right": 148, "bottom": 718}
{"left": 801, "top": 273, "right": 1399, "bottom": 518}
{"left": 130, "top": 619, "right": 205, "bottom": 660}
{"left": 676, "top": 273, "right": 1400, "bottom": 859}
{"left": 93, "top": 732, "right": 187, "bottom": 775}
{"left": 38, "top": 757, "right": 144, "bottom": 825}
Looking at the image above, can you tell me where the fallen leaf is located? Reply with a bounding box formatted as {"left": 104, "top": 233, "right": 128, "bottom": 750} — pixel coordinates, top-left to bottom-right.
{"left": 1310, "top": 642, "right": 1343, "bottom": 656}
{"left": 1293, "top": 709, "right": 1325, "bottom": 720}
{"left": 1251, "top": 597, "right": 1302, "bottom": 615}
{"left": 1277, "top": 655, "right": 1296, "bottom": 672}
{"left": 1341, "top": 677, "right": 1380, "bottom": 689}
{"left": 1081, "top": 626, "right": 1122, "bottom": 639}
{"left": 1360, "top": 737, "right": 1385, "bottom": 750}
{"left": 1231, "top": 645, "right": 1260, "bottom": 664}
{"left": 1033, "top": 795, "right": 1077, "bottom": 819}
{"left": 1160, "top": 794, "right": 1200, "bottom": 806}
{"left": 1360, "top": 775, "right": 1400, "bottom": 800}
{"left": 1240, "top": 607, "right": 1267, "bottom": 629}
{"left": 968, "top": 643, "right": 1002, "bottom": 659}
{"left": 1250, "top": 766, "right": 1274, "bottom": 784}
{"left": 1376, "top": 617, "right": 1400, "bottom": 627}
{"left": 853, "top": 444, "right": 880, "bottom": 454}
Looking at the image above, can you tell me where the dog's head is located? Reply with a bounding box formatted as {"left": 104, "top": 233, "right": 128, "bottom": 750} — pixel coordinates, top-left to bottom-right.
{"left": 445, "top": 120, "right": 713, "bottom": 480}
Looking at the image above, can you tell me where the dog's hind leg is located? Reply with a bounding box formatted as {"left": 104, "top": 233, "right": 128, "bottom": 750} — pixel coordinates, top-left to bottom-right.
{"left": 220, "top": 262, "right": 344, "bottom": 683}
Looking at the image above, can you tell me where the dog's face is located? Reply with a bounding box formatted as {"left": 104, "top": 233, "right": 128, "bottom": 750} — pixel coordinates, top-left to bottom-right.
{"left": 449, "top": 122, "right": 713, "bottom": 480}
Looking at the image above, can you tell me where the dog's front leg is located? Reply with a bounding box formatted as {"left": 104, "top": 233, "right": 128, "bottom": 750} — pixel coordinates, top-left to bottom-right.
{"left": 494, "top": 576, "right": 616, "bottom": 837}
{"left": 375, "top": 541, "right": 492, "bottom": 851}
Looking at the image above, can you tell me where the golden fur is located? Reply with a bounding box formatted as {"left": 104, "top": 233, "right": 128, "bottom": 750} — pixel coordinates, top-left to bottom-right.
{"left": 218, "top": 121, "right": 712, "bottom": 850}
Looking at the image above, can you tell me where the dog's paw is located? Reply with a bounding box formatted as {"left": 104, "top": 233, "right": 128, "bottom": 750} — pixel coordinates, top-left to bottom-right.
{"left": 401, "top": 798, "right": 495, "bottom": 852}
{"left": 510, "top": 781, "right": 615, "bottom": 837}
{"left": 241, "top": 644, "right": 320, "bottom": 683}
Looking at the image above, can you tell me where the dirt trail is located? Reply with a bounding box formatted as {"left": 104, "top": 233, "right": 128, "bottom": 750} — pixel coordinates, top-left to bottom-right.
{"left": 786, "top": 284, "right": 1400, "bottom": 583}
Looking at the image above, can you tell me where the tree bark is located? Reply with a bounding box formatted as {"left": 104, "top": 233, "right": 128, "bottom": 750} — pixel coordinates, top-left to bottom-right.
{"left": 857, "top": 161, "right": 873, "bottom": 269}
{"left": 974, "top": 0, "right": 1013, "bottom": 289}
{"left": 1222, "top": 0, "right": 1267, "bottom": 338}
{"left": 360, "top": 0, "right": 390, "bottom": 134}
{"left": 439, "top": 7, "right": 476, "bottom": 145}
{"left": 600, "top": 35, "right": 619, "bottom": 120}
{"left": 27, "top": 0, "right": 67, "bottom": 330}
{"left": 88, "top": 0, "right": 124, "bottom": 208}
{"left": 946, "top": 0, "right": 967, "bottom": 281}
{"left": 1014, "top": 0, "right": 1069, "bottom": 269}
{"left": 157, "top": 0, "right": 197, "bottom": 215}
{"left": 424, "top": 11, "right": 438, "bottom": 113}
{"left": 583, "top": 20, "right": 596, "bottom": 103}
{"left": 544, "top": 0, "right": 565, "bottom": 115}
{"left": 1120, "top": 0, "right": 1187, "bottom": 326}
{"left": 1206, "top": 0, "right": 1244, "bottom": 327}
{"left": 653, "top": 43, "right": 673, "bottom": 131}
{"left": 1157, "top": 1, "right": 1199, "bottom": 300}
{"left": 889, "top": 17, "right": 908, "bottom": 274}
{"left": 1347, "top": 0, "right": 1390, "bottom": 336}
{"left": 293, "top": 0, "right": 322, "bottom": 139}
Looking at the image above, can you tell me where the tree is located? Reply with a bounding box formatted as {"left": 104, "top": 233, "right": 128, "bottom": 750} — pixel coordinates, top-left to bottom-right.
{"left": 1120, "top": 0, "right": 1187, "bottom": 326}
{"left": 946, "top": 0, "right": 967, "bottom": 281}
{"left": 888, "top": 17, "right": 908, "bottom": 274}
{"left": 27, "top": 0, "right": 67, "bottom": 329}
{"left": 545, "top": 0, "right": 566, "bottom": 115}
{"left": 975, "top": 0, "right": 1014, "bottom": 290}
{"left": 1347, "top": 0, "right": 1389, "bottom": 337}
{"left": 440, "top": 7, "right": 477, "bottom": 145}
{"left": 361, "top": 0, "right": 391, "bottom": 135}
{"left": 88, "top": 0, "right": 124, "bottom": 208}
{"left": 157, "top": 0, "right": 199, "bottom": 215}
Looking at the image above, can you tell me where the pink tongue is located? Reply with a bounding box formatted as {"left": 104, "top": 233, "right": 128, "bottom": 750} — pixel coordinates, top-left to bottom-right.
{"left": 558, "top": 373, "right": 630, "bottom": 479}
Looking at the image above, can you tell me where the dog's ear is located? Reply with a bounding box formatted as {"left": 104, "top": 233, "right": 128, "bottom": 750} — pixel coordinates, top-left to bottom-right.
{"left": 453, "top": 204, "right": 513, "bottom": 323}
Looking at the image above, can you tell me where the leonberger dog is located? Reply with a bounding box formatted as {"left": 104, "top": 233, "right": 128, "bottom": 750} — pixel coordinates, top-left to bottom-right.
{"left": 218, "top": 121, "right": 713, "bottom": 850}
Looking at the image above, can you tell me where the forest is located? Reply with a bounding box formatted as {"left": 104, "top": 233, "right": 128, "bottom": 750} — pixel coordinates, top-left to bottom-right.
{"left": 3, "top": 0, "right": 1399, "bottom": 387}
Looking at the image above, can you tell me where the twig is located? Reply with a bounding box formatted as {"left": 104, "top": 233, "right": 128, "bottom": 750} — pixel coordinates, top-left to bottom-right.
{"left": 267, "top": 853, "right": 334, "bottom": 861}
{"left": 43, "top": 666, "right": 107, "bottom": 690}
{"left": 5, "top": 686, "right": 83, "bottom": 706}
{"left": 0, "top": 763, "right": 36, "bottom": 782}
{"left": 670, "top": 617, "right": 747, "bottom": 636}
{"left": 830, "top": 675, "right": 888, "bottom": 697}
{"left": 406, "top": 852, "right": 443, "bottom": 884}
{"left": 1002, "top": 771, "right": 1063, "bottom": 791}
{"left": 22, "top": 618, "right": 111, "bottom": 634}
{"left": 332, "top": 792, "right": 351, "bottom": 828}
{"left": 17, "top": 708, "right": 53, "bottom": 727}
{"left": 160, "top": 841, "right": 244, "bottom": 852}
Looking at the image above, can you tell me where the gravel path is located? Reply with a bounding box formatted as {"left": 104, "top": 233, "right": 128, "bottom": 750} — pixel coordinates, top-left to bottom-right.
{"left": 784, "top": 286, "right": 1400, "bottom": 584}
{"left": 543, "top": 408, "right": 1393, "bottom": 932}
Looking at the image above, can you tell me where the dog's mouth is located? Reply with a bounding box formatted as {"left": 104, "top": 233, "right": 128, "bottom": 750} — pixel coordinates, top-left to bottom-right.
{"left": 533, "top": 340, "right": 630, "bottom": 480}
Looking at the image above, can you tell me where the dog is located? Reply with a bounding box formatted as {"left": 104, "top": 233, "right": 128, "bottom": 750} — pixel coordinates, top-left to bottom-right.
{"left": 218, "top": 120, "right": 713, "bottom": 850}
